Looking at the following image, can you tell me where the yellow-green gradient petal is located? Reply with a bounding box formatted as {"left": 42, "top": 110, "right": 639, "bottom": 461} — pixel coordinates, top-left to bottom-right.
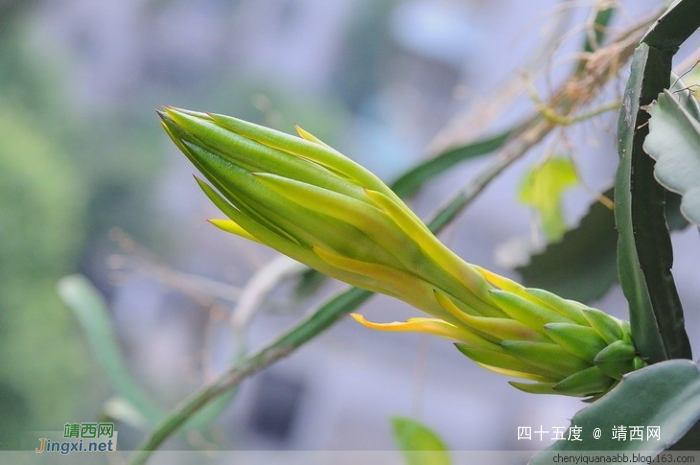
{"left": 489, "top": 290, "right": 574, "bottom": 334}
{"left": 366, "top": 189, "right": 500, "bottom": 314}
{"left": 455, "top": 343, "right": 561, "bottom": 378}
{"left": 474, "top": 363, "right": 560, "bottom": 383}
{"left": 208, "top": 219, "right": 262, "bottom": 244}
{"left": 207, "top": 112, "right": 392, "bottom": 195}
{"left": 314, "top": 246, "right": 451, "bottom": 319}
{"left": 294, "top": 125, "right": 332, "bottom": 148}
{"left": 350, "top": 313, "right": 489, "bottom": 346}
{"left": 475, "top": 265, "right": 588, "bottom": 325}
{"left": 434, "top": 290, "right": 544, "bottom": 342}
{"left": 508, "top": 381, "right": 558, "bottom": 395}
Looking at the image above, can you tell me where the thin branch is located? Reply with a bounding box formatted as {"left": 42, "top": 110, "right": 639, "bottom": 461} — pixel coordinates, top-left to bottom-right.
{"left": 129, "top": 287, "right": 372, "bottom": 465}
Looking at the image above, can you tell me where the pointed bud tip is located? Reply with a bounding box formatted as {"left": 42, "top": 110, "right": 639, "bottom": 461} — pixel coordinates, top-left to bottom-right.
{"left": 158, "top": 105, "right": 179, "bottom": 115}
{"left": 157, "top": 107, "right": 179, "bottom": 124}
{"left": 204, "top": 111, "right": 228, "bottom": 123}
{"left": 192, "top": 175, "right": 209, "bottom": 189}
{"left": 293, "top": 124, "right": 307, "bottom": 137}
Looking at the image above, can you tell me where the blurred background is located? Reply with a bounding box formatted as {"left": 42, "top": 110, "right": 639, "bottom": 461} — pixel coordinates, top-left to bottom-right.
{"left": 2, "top": 0, "right": 699, "bottom": 455}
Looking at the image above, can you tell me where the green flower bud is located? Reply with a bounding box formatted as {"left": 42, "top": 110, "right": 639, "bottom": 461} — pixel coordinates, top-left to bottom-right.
{"left": 160, "top": 107, "right": 646, "bottom": 399}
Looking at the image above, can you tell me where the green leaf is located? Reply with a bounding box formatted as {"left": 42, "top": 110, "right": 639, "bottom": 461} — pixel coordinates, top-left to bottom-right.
{"left": 390, "top": 129, "right": 514, "bottom": 198}
{"left": 57, "top": 274, "right": 164, "bottom": 427}
{"left": 614, "top": 43, "right": 690, "bottom": 363}
{"left": 518, "top": 156, "right": 578, "bottom": 241}
{"left": 644, "top": 89, "right": 700, "bottom": 226}
{"left": 529, "top": 359, "right": 700, "bottom": 461}
{"left": 391, "top": 417, "right": 451, "bottom": 465}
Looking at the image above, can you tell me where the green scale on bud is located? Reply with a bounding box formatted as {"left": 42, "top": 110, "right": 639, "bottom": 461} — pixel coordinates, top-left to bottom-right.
{"left": 159, "top": 107, "right": 646, "bottom": 400}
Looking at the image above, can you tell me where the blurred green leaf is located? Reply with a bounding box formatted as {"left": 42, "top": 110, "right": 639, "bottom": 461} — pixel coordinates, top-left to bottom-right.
{"left": 573, "top": 2, "right": 616, "bottom": 76}
{"left": 391, "top": 417, "right": 451, "bottom": 465}
{"left": 518, "top": 156, "right": 578, "bottom": 241}
{"left": 529, "top": 359, "right": 700, "bottom": 461}
{"left": 391, "top": 129, "right": 515, "bottom": 198}
{"left": 103, "top": 397, "right": 151, "bottom": 431}
{"left": 644, "top": 89, "right": 700, "bottom": 226}
{"left": 57, "top": 274, "right": 164, "bottom": 427}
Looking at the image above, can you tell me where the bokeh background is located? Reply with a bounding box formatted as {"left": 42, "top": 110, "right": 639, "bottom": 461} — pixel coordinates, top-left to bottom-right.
{"left": 2, "top": 0, "right": 699, "bottom": 454}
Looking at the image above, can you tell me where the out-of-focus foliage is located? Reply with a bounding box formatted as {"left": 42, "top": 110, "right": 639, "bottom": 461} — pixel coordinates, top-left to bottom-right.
{"left": 518, "top": 156, "right": 578, "bottom": 241}
{"left": 57, "top": 275, "right": 164, "bottom": 428}
{"left": 0, "top": 98, "right": 91, "bottom": 448}
{"left": 391, "top": 417, "right": 451, "bottom": 465}
{"left": 0, "top": 2, "right": 169, "bottom": 448}
{"left": 333, "top": 0, "right": 399, "bottom": 113}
